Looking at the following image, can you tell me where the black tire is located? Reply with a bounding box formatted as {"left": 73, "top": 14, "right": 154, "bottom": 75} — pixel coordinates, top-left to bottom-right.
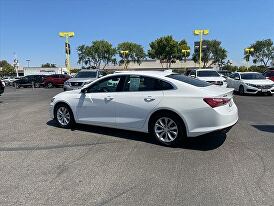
{"left": 47, "top": 82, "right": 54, "bottom": 88}
{"left": 34, "top": 83, "right": 40, "bottom": 88}
{"left": 149, "top": 112, "right": 185, "bottom": 146}
{"left": 239, "top": 85, "right": 245, "bottom": 96}
{"left": 54, "top": 103, "right": 75, "bottom": 129}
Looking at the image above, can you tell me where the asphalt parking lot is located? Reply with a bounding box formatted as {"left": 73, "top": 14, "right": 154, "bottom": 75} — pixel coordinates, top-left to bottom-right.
{"left": 0, "top": 87, "right": 274, "bottom": 206}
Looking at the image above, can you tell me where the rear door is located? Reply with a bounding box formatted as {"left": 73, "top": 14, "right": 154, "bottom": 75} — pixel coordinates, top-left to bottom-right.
{"left": 114, "top": 75, "right": 165, "bottom": 130}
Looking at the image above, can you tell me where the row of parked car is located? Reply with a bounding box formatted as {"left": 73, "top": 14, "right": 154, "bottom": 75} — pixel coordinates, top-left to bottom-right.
{"left": 1, "top": 68, "right": 274, "bottom": 96}
{"left": 185, "top": 68, "right": 274, "bottom": 96}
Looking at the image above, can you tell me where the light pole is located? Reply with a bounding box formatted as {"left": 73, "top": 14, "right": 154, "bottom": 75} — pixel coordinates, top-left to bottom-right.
{"left": 120, "top": 50, "right": 129, "bottom": 69}
{"left": 193, "top": 29, "right": 209, "bottom": 68}
{"left": 59, "top": 32, "right": 75, "bottom": 74}
{"left": 26, "top": 59, "right": 30, "bottom": 67}
{"left": 244, "top": 47, "right": 254, "bottom": 69}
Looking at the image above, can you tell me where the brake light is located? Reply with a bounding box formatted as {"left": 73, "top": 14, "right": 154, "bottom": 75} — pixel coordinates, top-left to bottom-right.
{"left": 203, "top": 98, "right": 230, "bottom": 108}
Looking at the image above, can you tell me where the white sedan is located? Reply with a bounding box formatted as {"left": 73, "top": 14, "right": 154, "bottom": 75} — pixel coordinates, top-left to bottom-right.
{"left": 49, "top": 71, "right": 238, "bottom": 146}
{"left": 227, "top": 72, "right": 274, "bottom": 96}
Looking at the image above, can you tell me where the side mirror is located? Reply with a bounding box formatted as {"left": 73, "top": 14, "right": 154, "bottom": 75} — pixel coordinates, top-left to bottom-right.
{"left": 99, "top": 74, "right": 103, "bottom": 78}
{"left": 235, "top": 77, "right": 240, "bottom": 80}
{"left": 81, "top": 88, "right": 87, "bottom": 94}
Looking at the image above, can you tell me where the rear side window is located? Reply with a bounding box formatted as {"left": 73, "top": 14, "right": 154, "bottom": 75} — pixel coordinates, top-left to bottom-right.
{"left": 124, "top": 76, "right": 174, "bottom": 91}
{"left": 166, "top": 74, "right": 211, "bottom": 87}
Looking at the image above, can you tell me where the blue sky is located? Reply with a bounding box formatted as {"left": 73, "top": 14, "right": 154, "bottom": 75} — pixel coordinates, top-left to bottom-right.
{"left": 0, "top": 0, "right": 273, "bottom": 68}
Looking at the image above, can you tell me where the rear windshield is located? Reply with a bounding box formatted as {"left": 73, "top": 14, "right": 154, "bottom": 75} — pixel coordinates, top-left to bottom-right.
{"left": 197, "top": 70, "right": 220, "bottom": 77}
{"left": 166, "top": 74, "right": 211, "bottom": 87}
{"left": 75, "top": 71, "right": 97, "bottom": 78}
{"left": 241, "top": 73, "right": 265, "bottom": 80}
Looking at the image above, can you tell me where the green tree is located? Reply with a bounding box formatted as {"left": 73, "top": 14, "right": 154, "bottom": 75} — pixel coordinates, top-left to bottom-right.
{"left": 0, "top": 60, "right": 16, "bottom": 76}
{"left": 148, "top": 35, "right": 179, "bottom": 68}
{"left": 41, "top": 63, "right": 56, "bottom": 68}
{"left": 117, "top": 42, "right": 145, "bottom": 69}
{"left": 192, "top": 40, "right": 227, "bottom": 68}
{"left": 77, "top": 40, "right": 116, "bottom": 69}
{"left": 244, "top": 39, "right": 274, "bottom": 67}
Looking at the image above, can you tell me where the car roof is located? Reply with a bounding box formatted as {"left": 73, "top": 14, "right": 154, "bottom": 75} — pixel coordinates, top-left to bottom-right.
{"left": 113, "top": 70, "right": 174, "bottom": 77}
{"left": 237, "top": 72, "right": 260, "bottom": 74}
{"left": 196, "top": 69, "right": 218, "bottom": 71}
{"left": 79, "top": 70, "right": 98, "bottom": 72}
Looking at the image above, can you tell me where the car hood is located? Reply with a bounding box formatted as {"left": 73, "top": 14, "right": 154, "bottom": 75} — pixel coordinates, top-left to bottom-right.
{"left": 66, "top": 78, "right": 97, "bottom": 82}
{"left": 242, "top": 79, "right": 274, "bottom": 85}
{"left": 197, "top": 76, "right": 225, "bottom": 81}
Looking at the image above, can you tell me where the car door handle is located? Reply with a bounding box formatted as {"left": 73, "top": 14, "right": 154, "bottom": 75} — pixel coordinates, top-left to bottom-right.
{"left": 144, "top": 96, "right": 155, "bottom": 102}
{"left": 104, "top": 96, "right": 114, "bottom": 101}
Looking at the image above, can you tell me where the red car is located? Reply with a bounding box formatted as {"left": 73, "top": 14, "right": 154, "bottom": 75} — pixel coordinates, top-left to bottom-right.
{"left": 44, "top": 74, "right": 70, "bottom": 88}
{"left": 264, "top": 70, "right": 274, "bottom": 82}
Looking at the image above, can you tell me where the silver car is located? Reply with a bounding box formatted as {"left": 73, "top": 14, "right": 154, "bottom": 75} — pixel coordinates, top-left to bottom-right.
{"left": 64, "top": 70, "right": 101, "bottom": 91}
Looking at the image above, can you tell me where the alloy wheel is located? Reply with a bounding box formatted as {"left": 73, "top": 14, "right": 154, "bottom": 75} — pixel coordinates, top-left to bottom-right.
{"left": 154, "top": 117, "right": 178, "bottom": 143}
{"left": 56, "top": 106, "right": 71, "bottom": 126}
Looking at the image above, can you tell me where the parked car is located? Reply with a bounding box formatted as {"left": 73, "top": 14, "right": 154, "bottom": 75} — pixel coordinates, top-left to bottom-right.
{"left": 0, "top": 79, "right": 5, "bottom": 95}
{"left": 63, "top": 70, "right": 101, "bottom": 91}
{"left": 264, "top": 70, "right": 274, "bottom": 82}
{"left": 44, "top": 74, "right": 70, "bottom": 88}
{"left": 13, "top": 75, "right": 46, "bottom": 88}
{"left": 187, "top": 69, "right": 227, "bottom": 87}
{"left": 227, "top": 72, "right": 274, "bottom": 95}
{"left": 50, "top": 71, "right": 238, "bottom": 146}
{"left": 218, "top": 70, "right": 232, "bottom": 78}
{"left": 2, "top": 77, "right": 19, "bottom": 86}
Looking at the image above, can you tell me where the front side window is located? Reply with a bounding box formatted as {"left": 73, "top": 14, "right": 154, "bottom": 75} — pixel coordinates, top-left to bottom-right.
{"left": 235, "top": 73, "right": 240, "bottom": 79}
{"left": 124, "top": 76, "right": 173, "bottom": 92}
{"left": 87, "top": 76, "right": 124, "bottom": 93}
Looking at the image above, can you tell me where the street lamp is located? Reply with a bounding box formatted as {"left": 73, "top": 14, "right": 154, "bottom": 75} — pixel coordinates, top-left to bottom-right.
{"left": 181, "top": 48, "right": 190, "bottom": 70}
{"left": 244, "top": 47, "right": 254, "bottom": 69}
{"left": 26, "top": 59, "right": 30, "bottom": 67}
{"left": 59, "top": 32, "right": 75, "bottom": 74}
{"left": 120, "top": 50, "right": 129, "bottom": 69}
{"left": 193, "top": 29, "right": 209, "bottom": 68}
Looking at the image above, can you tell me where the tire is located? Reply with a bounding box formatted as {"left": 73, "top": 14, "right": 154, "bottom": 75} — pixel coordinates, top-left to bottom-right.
{"left": 239, "top": 85, "right": 245, "bottom": 96}
{"left": 54, "top": 103, "right": 75, "bottom": 129}
{"left": 47, "top": 82, "right": 54, "bottom": 88}
{"left": 150, "top": 113, "right": 185, "bottom": 146}
{"left": 34, "top": 83, "right": 40, "bottom": 88}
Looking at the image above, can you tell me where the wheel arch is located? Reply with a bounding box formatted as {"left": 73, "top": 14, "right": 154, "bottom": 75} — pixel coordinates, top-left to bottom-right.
{"left": 53, "top": 101, "right": 76, "bottom": 120}
{"left": 147, "top": 108, "right": 188, "bottom": 136}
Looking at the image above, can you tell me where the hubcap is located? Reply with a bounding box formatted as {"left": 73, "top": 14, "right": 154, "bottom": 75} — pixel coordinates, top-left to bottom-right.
{"left": 57, "top": 107, "right": 70, "bottom": 126}
{"left": 154, "top": 117, "right": 178, "bottom": 143}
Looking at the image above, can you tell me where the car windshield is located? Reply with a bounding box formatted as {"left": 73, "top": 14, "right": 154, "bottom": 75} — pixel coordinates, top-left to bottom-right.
{"left": 167, "top": 74, "right": 211, "bottom": 87}
{"left": 197, "top": 70, "right": 220, "bottom": 77}
{"left": 74, "top": 71, "right": 97, "bottom": 78}
{"left": 241, "top": 73, "right": 265, "bottom": 80}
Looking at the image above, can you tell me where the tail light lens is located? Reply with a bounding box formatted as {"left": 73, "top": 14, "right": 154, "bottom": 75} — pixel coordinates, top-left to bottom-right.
{"left": 203, "top": 98, "right": 230, "bottom": 108}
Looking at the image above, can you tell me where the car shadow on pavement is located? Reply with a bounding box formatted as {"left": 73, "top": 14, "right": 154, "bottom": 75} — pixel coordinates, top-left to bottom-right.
{"left": 252, "top": 125, "right": 274, "bottom": 133}
{"left": 47, "top": 120, "right": 226, "bottom": 151}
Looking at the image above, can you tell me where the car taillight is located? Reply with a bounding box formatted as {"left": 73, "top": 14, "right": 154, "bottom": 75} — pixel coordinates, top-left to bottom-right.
{"left": 203, "top": 98, "right": 230, "bottom": 108}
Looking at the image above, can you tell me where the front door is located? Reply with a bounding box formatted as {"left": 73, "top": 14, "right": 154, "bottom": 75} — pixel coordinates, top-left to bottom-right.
{"left": 76, "top": 75, "right": 125, "bottom": 127}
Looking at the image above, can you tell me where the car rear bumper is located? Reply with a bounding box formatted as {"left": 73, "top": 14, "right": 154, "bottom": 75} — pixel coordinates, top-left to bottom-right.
{"left": 186, "top": 100, "right": 238, "bottom": 137}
